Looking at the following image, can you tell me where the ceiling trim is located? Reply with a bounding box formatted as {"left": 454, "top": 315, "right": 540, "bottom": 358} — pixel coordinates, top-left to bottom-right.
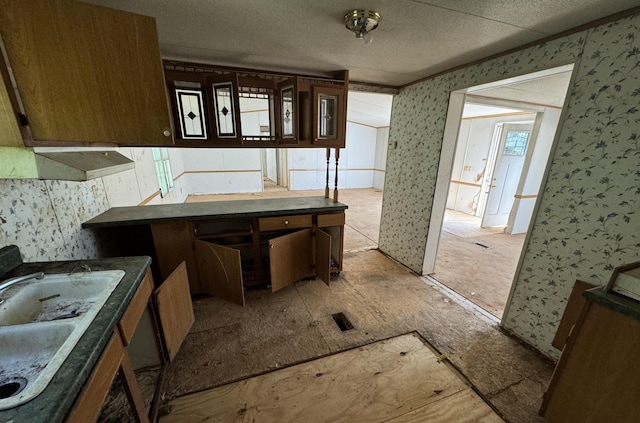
{"left": 461, "top": 111, "right": 533, "bottom": 121}
{"left": 348, "top": 81, "right": 401, "bottom": 95}
{"left": 400, "top": 5, "right": 640, "bottom": 89}
{"left": 466, "top": 94, "right": 564, "bottom": 110}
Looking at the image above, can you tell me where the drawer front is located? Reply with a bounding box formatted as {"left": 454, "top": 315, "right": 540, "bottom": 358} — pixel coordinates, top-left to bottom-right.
{"left": 118, "top": 270, "right": 153, "bottom": 345}
{"left": 259, "top": 214, "right": 312, "bottom": 231}
{"left": 317, "top": 212, "right": 345, "bottom": 227}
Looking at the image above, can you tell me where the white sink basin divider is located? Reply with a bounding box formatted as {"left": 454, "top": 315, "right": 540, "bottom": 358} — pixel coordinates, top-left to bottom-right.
{"left": 0, "top": 270, "right": 125, "bottom": 410}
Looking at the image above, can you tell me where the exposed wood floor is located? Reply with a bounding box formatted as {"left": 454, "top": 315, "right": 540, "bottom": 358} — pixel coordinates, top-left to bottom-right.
{"left": 159, "top": 334, "right": 504, "bottom": 423}
{"left": 433, "top": 210, "right": 526, "bottom": 318}
{"left": 108, "top": 188, "right": 559, "bottom": 423}
{"left": 157, "top": 249, "right": 551, "bottom": 423}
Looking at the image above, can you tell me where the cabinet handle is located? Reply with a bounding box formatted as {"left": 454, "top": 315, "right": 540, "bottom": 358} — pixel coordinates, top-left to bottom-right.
{"left": 163, "top": 129, "right": 172, "bottom": 137}
{"left": 284, "top": 220, "right": 289, "bottom": 225}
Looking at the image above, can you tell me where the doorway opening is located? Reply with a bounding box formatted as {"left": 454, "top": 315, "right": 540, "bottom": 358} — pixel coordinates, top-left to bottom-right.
{"left": 423, "top": 64, "right": 575, "bottom": 318}
{"left": 261, "top": 148, "right": 288, "bottom": 192}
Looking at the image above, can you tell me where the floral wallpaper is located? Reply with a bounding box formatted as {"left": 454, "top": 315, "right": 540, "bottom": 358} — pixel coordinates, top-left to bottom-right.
{"left": 0, "top": 179, "right": 112, "bottom": 262}
{"left": 379, "top": 14, "right": 640, "bottom": 358}
{"left": 379, "top": 74, "right": 452, "bottom": 271}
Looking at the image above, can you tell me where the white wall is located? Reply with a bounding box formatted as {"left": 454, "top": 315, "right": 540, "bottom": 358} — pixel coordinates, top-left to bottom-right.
{"left": 288, "top": 122, "right": 380, "bottom": 190}
{"left": 507, "top": 107, "right": 562, "bottom": 234}
{"left": 447, "top": 113, "right": 536, "bottom": 215}
{"left": 373, "top": 127, "right": 389, "bottom": 189}
{"left": 181, "top": 148, "right": 262, "bottom": 195}
{"left": 102, "top": 147, "right": 188, "bottom": 206}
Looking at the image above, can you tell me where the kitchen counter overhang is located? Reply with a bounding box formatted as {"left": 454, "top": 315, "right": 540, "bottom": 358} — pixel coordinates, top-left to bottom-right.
{"left": 82, "top": 197, "right": 348, "bottom": 229}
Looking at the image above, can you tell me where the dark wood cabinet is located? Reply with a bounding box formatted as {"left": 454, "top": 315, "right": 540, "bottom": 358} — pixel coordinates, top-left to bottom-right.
{"left": 164, "top": 62, "right": 348, "bottom": 148}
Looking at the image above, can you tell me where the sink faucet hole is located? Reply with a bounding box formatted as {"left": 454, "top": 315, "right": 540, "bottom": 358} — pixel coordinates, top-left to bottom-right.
{"left": 0, "top": 377, "right": 27, "bottom": 399}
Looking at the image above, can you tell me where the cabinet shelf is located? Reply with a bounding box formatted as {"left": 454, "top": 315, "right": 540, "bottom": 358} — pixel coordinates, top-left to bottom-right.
{"left": 194, "top": 232, "right": 253, "bottom": 241}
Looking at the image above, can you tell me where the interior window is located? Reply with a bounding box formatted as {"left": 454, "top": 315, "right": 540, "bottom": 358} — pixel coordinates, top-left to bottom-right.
{"left": 152, "top": 147, "right": 174, "bottom": 197}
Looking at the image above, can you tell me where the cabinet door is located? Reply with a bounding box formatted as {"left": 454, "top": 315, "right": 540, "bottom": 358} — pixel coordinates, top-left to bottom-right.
{"left": 0, "top": 0, "right": 173, "bottom": 145}
{"left": 170, "top": 83, "right": 209, "bottom": 141}
{"left": 194, "top": 239, "right": 245, "bottom": 306}
{"left": 153, "top": 262, "right": 195, "bottom": 362}
{"left": 206, "top": 74, "right": 243, "bottom": 143}
{"left": 312, "top": 85, "right": 346, "bottom": 147}
{"left": 316, "top": 229, "right": 332, "bottom": 286}
{"left": 0, "top": 53, "right": 23, "bottom": 147}
{"left": 276, "top": 77, "right": 298, "bottom": 144}
{"left": 269, "top": 228, "right": 314, "bottom": 292}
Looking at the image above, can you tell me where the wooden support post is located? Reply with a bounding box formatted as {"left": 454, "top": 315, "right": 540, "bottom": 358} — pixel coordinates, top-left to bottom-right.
{"left": 325, "top": 148, "right": 331, "bottom": 199}
{"left": 333, "top": 148, "right": 340, "bottom": 203}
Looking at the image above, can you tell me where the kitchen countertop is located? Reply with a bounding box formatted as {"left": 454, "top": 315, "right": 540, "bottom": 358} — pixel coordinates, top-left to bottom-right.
{"left": 0, "top": 253, "right": 152, "bottom": 423}
{"left": 584, "top": 286, "right": 640, "bottom": 322}
{"left": 82, "top": 196, "right": 348, "bottom": 228}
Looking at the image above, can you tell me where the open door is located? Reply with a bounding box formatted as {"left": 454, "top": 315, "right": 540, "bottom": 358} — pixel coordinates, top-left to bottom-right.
{"left": 269, "top": 229, "right": 313, "bottom": 292}
{"left": 481, "top": 123, "right": 533, "bottom": 228}
{"left": 315, "top": 229, "right": 332, "bottom": 286}
{"left": 194, "top": 240, "right": 245, "bottom": 306}
{"left": 153, "top": 262, "right": 194, "bottom": 362}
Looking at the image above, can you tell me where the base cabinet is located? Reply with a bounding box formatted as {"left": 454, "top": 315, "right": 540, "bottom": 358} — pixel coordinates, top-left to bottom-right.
{"left": 193, "top": 216, "right": 342, "bottom": 306}
{"left": 540, "top": 290, "right": 640, "bottom": 422}
{"left": 65, "top": 263, "right": 193, "bottom": 423}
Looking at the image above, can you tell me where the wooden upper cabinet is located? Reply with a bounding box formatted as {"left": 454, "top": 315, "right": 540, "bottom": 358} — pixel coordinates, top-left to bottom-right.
{"left": 164, "top": 61, "right": 348, "bottom": 148}
{"left": 0, "top": 0, "right": 173, "bottom": 146}
{"left": 312, "top": 85, "right": 346, "bottom": 147}
{"left": 276, "top": 77, "right": 299, "bottom": 144}
{"left": 0, "top": 53, "right": 23, "bottom": 147}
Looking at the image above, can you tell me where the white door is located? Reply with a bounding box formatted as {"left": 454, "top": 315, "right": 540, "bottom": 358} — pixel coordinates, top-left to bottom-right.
{"left": 481, "top": 123, "right": 533, "bottom": 228}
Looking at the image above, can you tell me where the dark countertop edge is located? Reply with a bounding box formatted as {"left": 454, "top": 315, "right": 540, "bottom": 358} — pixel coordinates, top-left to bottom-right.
{"left": 0, "top": 256, "right": 152, "bottom": 423}
{"left": 0, "top": 245, "right": 22, "bottom": 276}
{"left": 584, "top": 287, "right": 640, "bottom": 322}
{"left": 82, "top": 197, "right": 348, "bottom": 229}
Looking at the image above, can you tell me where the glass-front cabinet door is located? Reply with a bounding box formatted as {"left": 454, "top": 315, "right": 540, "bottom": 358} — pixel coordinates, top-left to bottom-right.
{"left": 172, "top": 84, "right": 208, "bottom": 140}
{"left": 277, "top": 77, "right": 298, "bottom": 144}
{"left": 207, "top": 74, "right": 242, "bottom": 142}
{"left": 312, "top": 85, "right": 345, "bottom": 147}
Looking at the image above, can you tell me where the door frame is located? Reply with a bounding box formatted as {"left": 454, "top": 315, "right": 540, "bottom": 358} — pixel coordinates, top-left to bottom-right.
{"left": 422, "top": 65, "right": 574, "bottom": 276}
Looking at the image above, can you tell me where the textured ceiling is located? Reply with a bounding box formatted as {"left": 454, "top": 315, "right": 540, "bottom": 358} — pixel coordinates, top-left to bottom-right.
{"left": 84, "top": 0, "right": 640, "bottom": 86}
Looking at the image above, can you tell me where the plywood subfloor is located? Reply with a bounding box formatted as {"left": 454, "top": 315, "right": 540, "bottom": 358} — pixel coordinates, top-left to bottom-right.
{"left": 159, "top": 334, "right": 503, "bottom": 423}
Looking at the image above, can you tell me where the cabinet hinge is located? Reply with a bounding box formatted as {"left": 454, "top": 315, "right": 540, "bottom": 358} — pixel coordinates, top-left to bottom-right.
{"left": 18, "top": 113, "right": 29, "bottom": 127}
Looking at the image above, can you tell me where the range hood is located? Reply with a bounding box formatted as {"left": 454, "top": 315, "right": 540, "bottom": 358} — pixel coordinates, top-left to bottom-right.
{"left": 35, "top": 151, "right": 134, "bottom": 180}
{"left": 0, "top": 147, "right": 134, "bottom": 180}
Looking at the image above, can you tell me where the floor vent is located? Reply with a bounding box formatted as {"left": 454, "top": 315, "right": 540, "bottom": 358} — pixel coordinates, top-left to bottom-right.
{"left": 332, "top": 312, "right": 354, "bottom": 331}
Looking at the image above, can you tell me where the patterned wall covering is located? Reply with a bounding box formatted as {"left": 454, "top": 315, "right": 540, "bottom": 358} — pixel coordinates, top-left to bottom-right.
{"left": 379, "top": 15, "right": 640, "bottom": 358}
{"left": 0, "top": 179, "right": 112, "bottom": 262}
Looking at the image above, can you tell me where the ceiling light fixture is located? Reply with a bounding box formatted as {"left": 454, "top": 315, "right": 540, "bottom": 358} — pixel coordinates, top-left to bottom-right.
{"left": 344, "top": 10, "right": 381, "bottom": 45}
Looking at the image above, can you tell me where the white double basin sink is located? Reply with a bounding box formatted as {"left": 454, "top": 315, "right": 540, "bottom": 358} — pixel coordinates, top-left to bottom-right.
{"left": 0, "top": 270, "right": 125, "bottom": 410}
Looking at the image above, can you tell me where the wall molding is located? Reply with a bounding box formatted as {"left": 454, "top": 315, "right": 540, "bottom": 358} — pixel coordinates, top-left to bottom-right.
{"left": 450, "top": 179, "right": 482, "bottom": 188}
